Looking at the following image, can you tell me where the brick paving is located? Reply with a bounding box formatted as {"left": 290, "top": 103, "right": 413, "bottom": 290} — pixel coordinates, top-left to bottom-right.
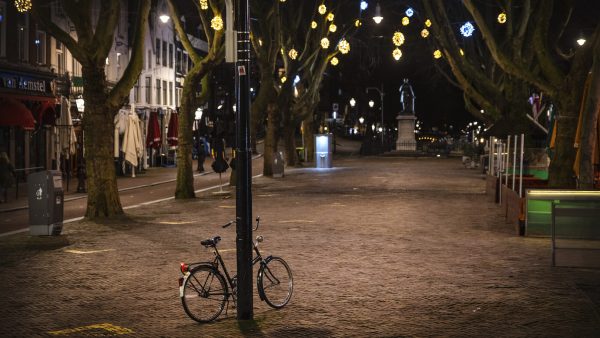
{"left": 0, "top": 156, "right": 599, "bottom": 337}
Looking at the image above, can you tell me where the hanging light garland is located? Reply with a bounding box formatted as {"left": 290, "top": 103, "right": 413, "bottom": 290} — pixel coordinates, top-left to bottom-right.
{"left": 459, "top": 48, "right": 465, "bottom": 56}
{"left": 355, "top": 19, "right": 362, "bottom": 27}
{"left": 421, "top": 29, "right": 429, "bottom": 38}
{"left": 199, "top": 0, "right": 208, "bottom": 10}
{"left": 327, "top": 13, "right": 335, "bottom": 22}
{"left": 329, "top": 23, "right": 337, "bottom": 32}
{"left": 392, "top": 31, "right": 405, "bottom": 46}
{"left": 425, "top": 19, "right": 432, "bottom": 27}
{"left": 211, "top": 15, "right": 224, "bottom": 31}
{"left": 14, "top": 0, "right": 32, "bottom": 12}
{"left": 460, "top": 22, "right": 475, "bottom": 37}
{"left": 497, "top": 12, "right": 507, "bottom": 24}
{"left": 321, "top": 37, "right": 330, "bottom": 49}
{"left": 311, "top": 21, "right": 318, "bottom": 29}
{"left": 338, "top": 38, "right": 350, "bottom": 54}
{"left": 433, "top": 49, "right": 442, "bottom": 59}
{"left": 405, "top": 8, "right": 414, "bottom": 17}
{"left": 318, "top": 4, "right": 327, "bottom": 15}
{"left": 288, "top": 48, "right": 298, "bottom": 60}
{"left": 330, "top": 57, "right": 339, "bottom": 66}
{"left": 392, "top": 48, "right": 402, "bottom": 61}
{"left": 402, "top": 17, "right": 410, "bottom": 26}
{"left": 281, "top": 76, "right": 287, "bottom": 83}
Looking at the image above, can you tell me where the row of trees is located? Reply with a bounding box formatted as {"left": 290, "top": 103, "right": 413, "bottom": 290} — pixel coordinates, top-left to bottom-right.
{"left": 421, "top": 0, "right": 599, "bottom": 188}
{"left": 30, "top": 0, "right": 355, "bottom": 219}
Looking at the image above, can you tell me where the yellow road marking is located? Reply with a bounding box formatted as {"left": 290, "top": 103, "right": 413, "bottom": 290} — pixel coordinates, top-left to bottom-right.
{"left": 64, "top": 249, "right": 115, "bottom": 255}
{"left": 48, "top": 323, "right": 133, "bottom": 335}
{"left": 277, "top": 220, "right": 315, "bottom": 224}
{"left": 158, "top": 221, "right": 194, "bottom": 225}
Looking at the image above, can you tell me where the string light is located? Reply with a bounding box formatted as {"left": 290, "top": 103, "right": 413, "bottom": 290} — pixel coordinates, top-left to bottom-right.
{"left": 405, "top": 8, "right": 414, "bottom": 17}
{"left": 311, "top": 21, "right": 318, "bottom": 29}
{"left": 329, "top": 23, "right": 337, "bottom": 32}
{"left": 497, "top": 12, "right": 506, "bottom": 24}
{"left": 402, "top": 17, "right": 410, "bottom": 26}
{"left": 433, "top": 50, "right": 442, "bottom": 59}
{"left": 321, "top": 37, "right": 330, "bottom": 49}
{"left": 280, "top": 0, "right": 286, "bottom": 2}
{"left": 425, "top": 19, "right": 432, "bottom": 27}
{"left": 281, "top": 76, "right": 287, "bottom": 83}
{"left": 211, "top": 15, "right": 224, "bottom": 30}
{"left": 288, "top": 48, "right": 298, "bottom": 59}
{"left": 392, "top": 32, "right": 405, "bottom": 46}
{"left": 459, "top": 48, "right": 464, "bottom": 56}
{"left": 360, "top": 1, "right": 368, "bottom": 11}
{"left": 327, "top": 13, "right": 334, "bottom": 22}
{"left": 421, "top": 29, "right": 429, "bottom": 38}
{"left": 258, "top": 39, "right": 263, "bottom": 46}
{"left": 355, "top": 19, "right": 362, "bottom": 27}
{"left": 330, "top": 57, "right": 339, "bottom": 66}
{"left": 199, "top": 0, "right": 208, "bottom": 10}
{"left": 318, "top": 4, "right": 327, "bottom": 15}
{"left": 460, "top": 22, "right": 475, "bottom": 37}
{"left": 14, "top": 0, "right": 32, "bottom": 12}
{"left": 392, "top": 48, "right": 402, "bottom": 60}
{"left": 338, "top": 38, "right": 350, "bottom": 54}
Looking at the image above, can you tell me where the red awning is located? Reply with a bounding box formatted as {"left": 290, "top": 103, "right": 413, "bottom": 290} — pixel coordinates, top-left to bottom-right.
{"left": 35, "top": 101, "right": 57, "bottom": 126}
{"left": 167, "top": 112, "right": 178, "bottom": 146}
{"left": 0, "top": 97, "right": 35, "bottom": 130}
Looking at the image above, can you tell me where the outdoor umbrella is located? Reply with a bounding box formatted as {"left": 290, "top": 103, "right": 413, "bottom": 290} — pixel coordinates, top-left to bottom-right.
{"left": 146, "top": 111, "right": 161, "bottom": 149}
{"left": 122, "top": 112, "right": 143, "bottom": 167}
{"left": 167, "top": 112, "right": 178, "bottom": 147}
{"left": 56, "top": 97, "right": 77, "bottom": 158}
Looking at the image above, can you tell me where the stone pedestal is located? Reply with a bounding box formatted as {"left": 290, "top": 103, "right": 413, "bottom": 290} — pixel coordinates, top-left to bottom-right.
{"left": 396, "top": 115, "right": 416, "bottom": 151}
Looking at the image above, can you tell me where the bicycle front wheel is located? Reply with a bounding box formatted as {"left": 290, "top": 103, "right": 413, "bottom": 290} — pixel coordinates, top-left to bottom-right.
{"left": 258, "top": 257, "right": 293, "bottom": 309}
{"left": 181, "top": 266, "right": 228, "bottom": 322}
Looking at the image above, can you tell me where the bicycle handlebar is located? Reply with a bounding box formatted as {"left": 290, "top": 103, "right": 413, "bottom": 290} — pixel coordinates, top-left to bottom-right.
{"left": 220, "top": 216, "right": 260, "bottom": 230}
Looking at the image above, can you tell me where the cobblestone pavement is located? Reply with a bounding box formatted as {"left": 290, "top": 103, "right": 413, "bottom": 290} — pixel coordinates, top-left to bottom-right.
{"left": 0, "top": 156, "right": 599, "bottom": 337}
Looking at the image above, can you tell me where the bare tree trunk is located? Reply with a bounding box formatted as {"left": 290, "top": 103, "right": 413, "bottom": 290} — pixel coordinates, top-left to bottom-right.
{"left": 82, "top": 64, "right": 123, "bottom": 218}
{"left": 175, "top": 70, "right": 203, "bottom": 199}
{"left": 283, "top": 121, "right": 298, "bottom": 167}
{"left": 303, "top": 114, "right": 315, "bottom": 162}
{"left": 578, "top": 66, "right": 600, "bottom": 188}
{"left": 263, "top": 103, "right": 278, "bottom": 176}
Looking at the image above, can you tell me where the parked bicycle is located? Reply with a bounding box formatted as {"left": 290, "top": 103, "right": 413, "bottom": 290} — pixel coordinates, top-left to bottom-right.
{"left": 178, "top": 217, "right": 293, "bottom": 323}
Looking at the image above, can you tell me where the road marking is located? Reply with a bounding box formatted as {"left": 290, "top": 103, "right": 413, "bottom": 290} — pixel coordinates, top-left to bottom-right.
{"left": 64, "top": 249, "right": 115, "bottom": 254}
{"left": 48, "top": 323, "right": 134, "bottom": 335}
{"left": 158, "top": 220, "right": 194, "bottom": 225}
{"left": 218, "top": 205, "right": 236, "bottom": 209}
{"left": 278, "top": 220, "right": 315, "bottom": 224}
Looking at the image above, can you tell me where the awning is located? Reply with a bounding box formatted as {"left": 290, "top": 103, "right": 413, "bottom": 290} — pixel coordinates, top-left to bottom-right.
{"left": 167, "top": 112, "right": 178, "bottom": 146}
{"left": 0, "top": 97, "right": 35, "bottom": 130}
{"left": 35, "top": 101, "right": 57, "bottom": 126}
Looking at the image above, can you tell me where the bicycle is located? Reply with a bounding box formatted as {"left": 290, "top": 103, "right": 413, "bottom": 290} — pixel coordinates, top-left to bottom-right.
{"left": 178, "top": 217, "right": 293, "bottom": 323}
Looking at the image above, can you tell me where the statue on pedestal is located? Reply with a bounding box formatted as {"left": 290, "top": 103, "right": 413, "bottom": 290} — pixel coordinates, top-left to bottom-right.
{"left": 399, "top": 78, "right": 415, "bottom": 115}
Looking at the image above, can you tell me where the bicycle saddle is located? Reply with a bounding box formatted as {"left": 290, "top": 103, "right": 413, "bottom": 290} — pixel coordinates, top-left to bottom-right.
{"left": 201, "top": 236, "right": 221, "bottom": 247}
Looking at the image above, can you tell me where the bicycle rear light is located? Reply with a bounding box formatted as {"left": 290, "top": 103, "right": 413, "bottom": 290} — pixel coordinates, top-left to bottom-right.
{"left": 180, "top": 262, "right": 189, "bottom": 274}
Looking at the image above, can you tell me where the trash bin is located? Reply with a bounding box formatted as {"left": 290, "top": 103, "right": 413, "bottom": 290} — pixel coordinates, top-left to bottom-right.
{"left": 272, "top": 151, "right": 284, "bottom": 178}
{"left": 28, "top": 170, "right": 63, "bottom": 236}
{"left": 315, "top": 134, "right": 332, "bottom": 168}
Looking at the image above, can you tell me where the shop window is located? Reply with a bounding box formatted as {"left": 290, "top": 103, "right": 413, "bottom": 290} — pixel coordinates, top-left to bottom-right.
{"left": 145, "top": 76, "right": 151, "bottom": 104}
{"left": 162, "top": 80, "right": 167, "bottom": 107}
{"left": 156, "top": 79, "right": 161, "bottom": 105}
{"left": 156, "top": 38, "right": 160, "bottom": 65}
{"left": 169, "top": 82, "right": 173, "bottom": 106}
{"left": 162, "top": 41, "right": 167, "bottom": 67}
{"left": 35, "top": 30, "right": 46, "bottom": 65}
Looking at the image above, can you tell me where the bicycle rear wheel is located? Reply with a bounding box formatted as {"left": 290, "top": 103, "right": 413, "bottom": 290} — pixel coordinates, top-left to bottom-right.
{"left": 181, "top": 266, "right": 228, "bottom": 322}
{"left": 258, "top": 257, "right": 293, "bottom": 309}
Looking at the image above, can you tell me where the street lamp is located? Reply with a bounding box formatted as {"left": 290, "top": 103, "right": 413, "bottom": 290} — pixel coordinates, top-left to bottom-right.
{"left": 373, "top": 2, "right": 383, "bottom": 24}
{"left": 366, "top": 85, "right": 385, "bottom": 146}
